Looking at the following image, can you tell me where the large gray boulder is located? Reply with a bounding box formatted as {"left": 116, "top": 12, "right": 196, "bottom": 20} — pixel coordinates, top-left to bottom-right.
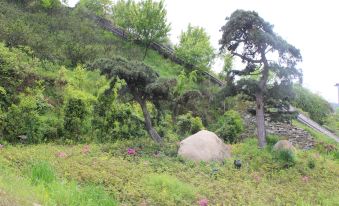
{"left": 178, "top": 130, "right": 231, "bottom": 162}
{"left": 273, "top": 140, "right": 296, "bottom": 152}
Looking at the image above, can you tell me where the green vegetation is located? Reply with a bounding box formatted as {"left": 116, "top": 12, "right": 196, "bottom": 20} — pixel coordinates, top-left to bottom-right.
{"left": 176, "top": 112, "right": 204, "bottom": 136}
{"left": 0, "top": 139, "right": 338, "bottom": 205}
{"left": 219, "top": 10, "right": 302, "bottom": 147}
{"left": 175, "top": 24, "right": 215, "bottom": 71}
{"left": 0, "top": 161, "right": 117, "bottom": 206}
{"left": 214, "top": 110, "right": 244, "bottom": 143}
{"left": 293, "top": 84, "right": 333, "bottom": 124}
{"left": 144, "top": 174, "right": 196, "bottom": 204}
{"left": 111, "top": 0, "right": 171, "bottom": 59}
{"left": 325, "top": 112, "right": 339, "bottom": 136}
{"left": 0, "top": 0, "right": 338, "bottom": 205}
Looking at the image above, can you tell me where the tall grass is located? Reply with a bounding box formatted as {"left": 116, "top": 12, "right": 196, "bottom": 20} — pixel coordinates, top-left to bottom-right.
{"left": 0, "top": 162, "right": 117, "bottom": 206}
{"left": 31, "top": 161, "right": 56, "bottom": 185}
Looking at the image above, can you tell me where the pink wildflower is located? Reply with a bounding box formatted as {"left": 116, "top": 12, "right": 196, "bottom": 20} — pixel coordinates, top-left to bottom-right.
{"left": 82, "top": 145, "right": 90, "bottom": 154}
{"left": 302, "top": 176, "right": 310, "bottom": 183}
{"left": 252, "top": 172, "right": 261, "bottom": 183}
{"left": 198, "top": 198, "right": 208, "bottom": 206}
{"left": 56, "top": 151, "right": 67, "bottom": 158}
{"left": 127, "top": 148, "right": 136, "bottom": 155}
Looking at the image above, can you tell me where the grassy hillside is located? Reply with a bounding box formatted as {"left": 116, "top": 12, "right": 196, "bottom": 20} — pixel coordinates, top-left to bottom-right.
{"left": 0, "top": 1, "right": 183, "bottom": 77}
{"left": 0, "top": 1, "right": 338, "bottom": 205}
{"left": 0, "top": 138, "right": 338, "bottom": 205}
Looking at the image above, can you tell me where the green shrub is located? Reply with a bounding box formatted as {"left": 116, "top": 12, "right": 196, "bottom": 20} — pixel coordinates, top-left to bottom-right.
{"left": 31, "top": 161, "right": 56, "bottom": 185}
{"left": 273, "top": 149, "right": 296, "bottom": 168}
{"left": 92, "top": 91, "right": 146, "bottom": 141}
{"left": 266, "top": 135, "right": 280, "bottom": 146}
{"left": 307, "top": 158, "right": 316, "bottom": 169}
{"left": 144, "top": 174, "right": 196, "bottom": 205}
{"left": 215, "top": 110, "right": 244, "bottom": 143}
{"left": 64, "top": 98, "right": 88, "bottom": 141}
{"left": 176, "top": 112, "right": 204, "bottom": 136}
{"left": 3, "top": 96, "right": 44, "bottom": 143}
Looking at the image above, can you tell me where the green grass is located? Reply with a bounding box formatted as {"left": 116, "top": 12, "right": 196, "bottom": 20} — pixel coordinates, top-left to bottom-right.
{"left": 293, "top": 120, "right": 338, "bottom": 161}
{"left": 31, "top": 161, "right": 56, "bottom": 185}
{"left": 0, "top": 138, "right": 338, "bottom": 205}
{"left": 0, "top": 158, "right": 117, "bottom": 206}
{"left": 293, "top": 120, "right": 337, "bottom": 144}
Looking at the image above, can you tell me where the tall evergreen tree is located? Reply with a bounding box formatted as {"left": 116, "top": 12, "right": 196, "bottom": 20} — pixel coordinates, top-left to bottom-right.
{"left": 219, "top": 10, "right": 302, "bottom": 147}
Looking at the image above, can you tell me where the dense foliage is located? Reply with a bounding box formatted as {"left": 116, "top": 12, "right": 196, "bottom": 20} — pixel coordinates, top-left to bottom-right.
{"left": 293, "top": 85, "right": 333, "bottom": 124}
{"left": 176, "top": 112, "right": 204, "bottom": 136}
{"left": 91, "top": 57, "right": 174, "bottom": 143}
{"left": 175, "top": 24, "right": 214, "bottom": 71}
{"left": 214, "top": 110, "right": 244, "bottom": 143}
{"left": 111, "top": 0, "right": 171, "bottom": 59}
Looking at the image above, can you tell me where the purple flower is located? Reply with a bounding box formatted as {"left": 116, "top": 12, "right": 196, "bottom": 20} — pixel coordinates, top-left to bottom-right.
{"left": 127, "top": 148, "right": 136, "bottom": 155}
{"left": 198, "top": 199, "right": 208, "bottom": 206}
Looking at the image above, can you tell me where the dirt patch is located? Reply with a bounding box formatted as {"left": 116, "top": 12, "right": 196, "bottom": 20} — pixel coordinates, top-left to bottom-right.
{"left": 0, "top": 189, "right": 19, "bottom": 206}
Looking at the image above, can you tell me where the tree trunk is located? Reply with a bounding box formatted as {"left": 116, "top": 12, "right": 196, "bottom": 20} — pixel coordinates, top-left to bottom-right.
{"left": 256, "top": 52, "right": 270, "bottom": 148}
{"left": 143, "top": 44, "right": 149, "bottom": 60}
{"left": 139, "top": 100, "right": 163, "bottom": 144}
{"left": 255, "top": 91, "right": 267, "bottom": 148}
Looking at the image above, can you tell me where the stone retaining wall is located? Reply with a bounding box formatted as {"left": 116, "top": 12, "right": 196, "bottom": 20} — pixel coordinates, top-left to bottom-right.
{"left": 241, "top": 113, "right": 315, "bottom": 149}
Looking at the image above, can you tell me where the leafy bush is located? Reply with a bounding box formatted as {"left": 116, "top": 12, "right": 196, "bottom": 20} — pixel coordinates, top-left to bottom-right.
{"left": 176, "top": 112, "right": 204, "bottom": 136}
{"left": 266, "top": 135, "right": 280, "bottom": 146}
{"left": 144, "top": 174, "right": 196, "bottom": 205}
{"left": 92, "top": 80, "right": 146, "bottom": 142}
{"left": 214, "top": 110, "right": 244, "bottom": 143}
{"left": 3, "top": 94, "right": 45, "bottom": 143}
{"left": 93, "top": 102, "right": 146, "bottom": 141}
{"left": 64, "top": 98, "right": 88, "bottom": 141}
{"left": 273, "top": 149, "right": 296, "bottom": 168}
{"left": 307, "top": 158, "right": 316, "bottom": 169}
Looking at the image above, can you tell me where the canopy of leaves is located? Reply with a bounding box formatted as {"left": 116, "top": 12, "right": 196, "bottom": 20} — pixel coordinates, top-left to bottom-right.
{"left": 219, "top": 10, "right": 302, "bottom": 84}
{"left": 90, "top": 57, "right": 172, "bottom": 102}
{"left": 112, "top": 0, "right": 170, "bottom": 46}
{"left": 77, "top": 0, "right": 112, "bottom": 16}
{"left": 175, "top": 24, "right": 214, "bottom": 71}
{"left": 219, "top": 9, "right": 303, "bottom": 112}
{"left": 220, "top": 10, "right": 302, "bottom": 65}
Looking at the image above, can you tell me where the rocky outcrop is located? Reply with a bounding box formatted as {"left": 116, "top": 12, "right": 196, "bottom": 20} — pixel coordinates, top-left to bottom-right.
{"left": 178, "top": 130, "right": 231, "bottom": 162}
{"left": 241, "top": 113, "right": 315, "bottom": 149}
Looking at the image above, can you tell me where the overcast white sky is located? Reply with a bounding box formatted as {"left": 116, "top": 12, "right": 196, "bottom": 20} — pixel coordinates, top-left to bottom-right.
{"left": 68, "top": 0, "right": 339, "bottom": 103}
